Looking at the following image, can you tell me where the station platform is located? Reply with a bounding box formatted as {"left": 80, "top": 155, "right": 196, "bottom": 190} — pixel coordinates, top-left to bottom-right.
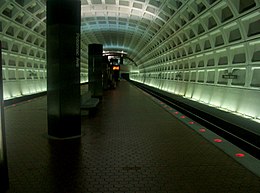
{"left": 4, "top": 80, "right": 260, "bottom": 193}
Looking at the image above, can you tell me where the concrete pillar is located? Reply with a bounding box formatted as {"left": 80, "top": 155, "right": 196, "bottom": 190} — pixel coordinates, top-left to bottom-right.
{"left": 102, "top": 56, "right": 109, "bottom": 90}
{"left": 47, "top": 0, "right": 81, "bottom": 138}
{"left": 88, "top": 44, "right": 103, "bottom": 98}
{"left": 0, "top": 41, "right": 9, "bottom": 191}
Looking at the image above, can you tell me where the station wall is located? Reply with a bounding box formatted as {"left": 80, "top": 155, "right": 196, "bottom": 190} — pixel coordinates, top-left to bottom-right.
{"left": 130, "top": 0, "right": 260, "bottom": 122}
{"left": 0, "top": 0, "right": 88, "bottom": 100}
{"left": 1, "top": 0, "right": 260, "bottom": 123}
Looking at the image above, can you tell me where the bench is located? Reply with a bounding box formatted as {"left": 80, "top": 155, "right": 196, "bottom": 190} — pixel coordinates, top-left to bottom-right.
{"left": 80, "top": 91, "right": 99, "bottom": 115}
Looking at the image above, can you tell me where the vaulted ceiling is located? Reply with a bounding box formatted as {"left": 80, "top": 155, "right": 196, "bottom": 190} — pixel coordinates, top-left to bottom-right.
{"left": 80, "top": 0, "right": 183, "bottom": 65}
{"left": 1, "top": 0, "right": 259, "bottom": 69}
{"left": 0, "top": 0, "right": 204, "bottom": 66}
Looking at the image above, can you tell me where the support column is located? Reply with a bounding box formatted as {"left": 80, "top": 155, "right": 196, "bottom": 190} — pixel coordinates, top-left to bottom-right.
{"left": 102, "top": 56, "right": 109, "bottom": 90}
{"left": 88, "top": 44, "right": 103, "bottom": 98}
{"left": 47, "top": 0, "right": 81, "bottom": 138}
{"left": 0, "top": 41, "right": 9, "bottom": 191}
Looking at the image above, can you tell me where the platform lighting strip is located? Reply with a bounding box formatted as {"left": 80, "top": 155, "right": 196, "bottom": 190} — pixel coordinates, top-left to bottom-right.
{"left": 140, "top": 89, "right": 260, "bottom": 178}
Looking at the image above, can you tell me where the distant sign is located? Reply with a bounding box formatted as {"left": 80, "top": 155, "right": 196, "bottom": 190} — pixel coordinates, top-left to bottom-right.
{"left": 113, "top": 66, "right": 120, "bottom": 71}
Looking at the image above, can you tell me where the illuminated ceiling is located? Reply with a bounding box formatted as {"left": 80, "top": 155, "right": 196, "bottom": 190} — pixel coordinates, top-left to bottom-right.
{"left": 80, "top": 0, "right": 182, "bottom": 65}
{"left": 0, "top": 0, "right": 185, "bottom": 66}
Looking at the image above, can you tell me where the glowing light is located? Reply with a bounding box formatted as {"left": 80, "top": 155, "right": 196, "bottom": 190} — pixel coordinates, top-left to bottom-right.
{"left": 214, "top": 139, "right": 223, "bottom": 143}
{"left": 174, "top": 112, "right": 179, "bottom": 114}
{"left": 180, "top": 116, "right": 186, "bottom": 119}
{"left": 235, "top": 153, "right": 245, "bottom": 157}
{"left": 189, "top": 121, "right": 195, "bottom": 124}
{"left": 113, "top": 66, "right": 120, "bottom": 70}
{"left": 199, "top": 128, "right": 206, "bottom": 132}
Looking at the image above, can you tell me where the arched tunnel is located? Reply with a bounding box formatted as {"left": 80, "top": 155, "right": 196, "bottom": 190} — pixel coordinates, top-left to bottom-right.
{"left": 0, "top": 0, "right": 259, "bottom": 120}
{"left": 0, "top": 0, "right": 260, "bottom": 192}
